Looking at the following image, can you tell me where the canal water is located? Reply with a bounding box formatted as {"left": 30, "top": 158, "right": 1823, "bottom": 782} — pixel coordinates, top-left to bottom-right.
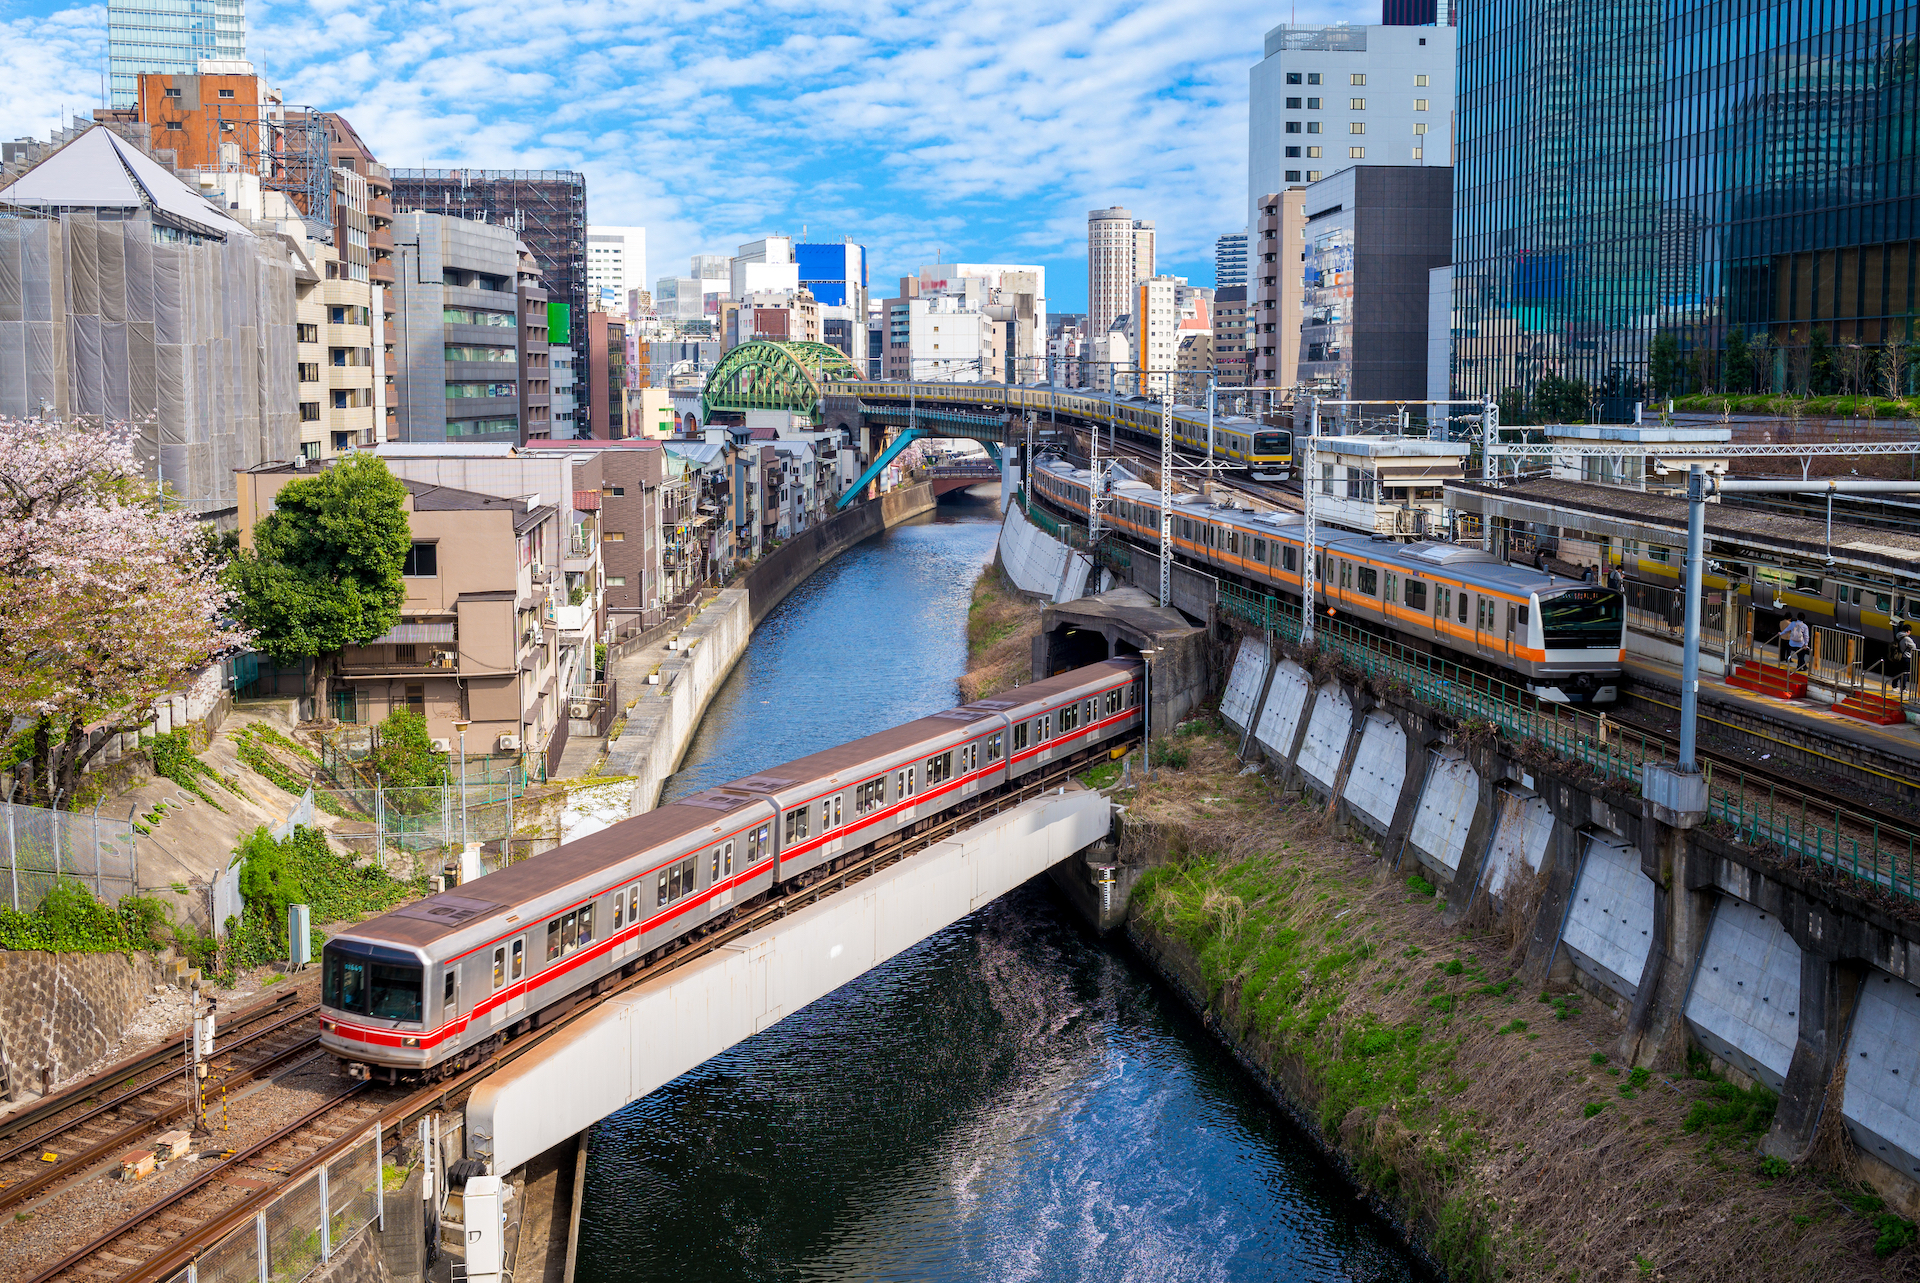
{"left": 576, "top": 493, "right": 1421, "bottom": 1283}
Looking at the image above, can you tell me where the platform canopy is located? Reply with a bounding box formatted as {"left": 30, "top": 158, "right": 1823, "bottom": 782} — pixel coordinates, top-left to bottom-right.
{"left": 700, "top": 340, "right": 860, "bottom": 425}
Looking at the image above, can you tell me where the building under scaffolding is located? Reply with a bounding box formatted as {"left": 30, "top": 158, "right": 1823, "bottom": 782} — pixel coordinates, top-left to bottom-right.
{"left": 391, "top": 170, "right": 586, "bottom": 348}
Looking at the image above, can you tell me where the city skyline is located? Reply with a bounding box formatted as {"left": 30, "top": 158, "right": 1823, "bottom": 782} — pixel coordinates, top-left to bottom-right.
{"left": 0, "top": 0, "right": 1379, "bottom": 310}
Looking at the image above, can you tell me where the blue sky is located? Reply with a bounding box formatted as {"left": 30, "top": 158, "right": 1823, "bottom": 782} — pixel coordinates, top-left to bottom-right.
{"left": 1, "top": 0, "right": 1372, "bottom": 311}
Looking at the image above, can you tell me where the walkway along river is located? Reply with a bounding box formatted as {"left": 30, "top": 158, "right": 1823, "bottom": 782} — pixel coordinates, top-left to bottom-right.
{"left": 574, "top": 495, "right": 1423, "bottom": 1282}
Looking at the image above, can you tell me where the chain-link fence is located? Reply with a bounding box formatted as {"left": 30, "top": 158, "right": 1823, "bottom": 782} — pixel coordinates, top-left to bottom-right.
{"left": 0, "top": 798, "right": 140, "bottom": 910}
{"left": 157, "top": 1126, "right": 382, "bottom": 1283}
{"left": 322, "top": 781, "right": 522, "bottom": 875}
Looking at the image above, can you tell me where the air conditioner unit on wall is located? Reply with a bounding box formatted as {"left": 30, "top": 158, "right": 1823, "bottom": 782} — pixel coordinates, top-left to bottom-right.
{"left": 568, "top": 701, "right": 590, "bottom": 719}
{"left": 498, "top": 734, "right": 521, "bottom": 752}
{"left": 431, "top": 738, "right": 451, "bottom": 753}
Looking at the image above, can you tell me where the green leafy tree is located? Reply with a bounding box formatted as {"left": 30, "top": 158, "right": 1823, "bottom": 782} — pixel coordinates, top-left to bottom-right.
{"left": 1648, "top": 332, "right": 1681, "bottom": 399}
{"left": 1807, "top": 326, "right": 1836, "bottom": 395}
{"left": 369, "top": 708, "right": 448, "bottom": 788}
{"left": 235, "top": 826, "right": 304, "bottom": 942}
{"left": 1532, "top": 373, "right": 1593, "bottom": 424}
{"left": 1722, "top": 329, "right": 1750, "bottom": 394}
{"left": 227, "top": 455, "right": 412, "bottom": 665}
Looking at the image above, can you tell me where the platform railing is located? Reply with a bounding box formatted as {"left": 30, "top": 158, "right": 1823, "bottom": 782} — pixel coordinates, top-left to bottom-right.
{"left": 1218, "top": 580, "right": 1920, "bottom": 904}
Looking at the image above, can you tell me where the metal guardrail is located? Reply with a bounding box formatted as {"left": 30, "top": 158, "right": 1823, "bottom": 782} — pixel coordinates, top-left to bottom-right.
{"left": 1219, "top": 581, "right": 1920, "bottom": 902}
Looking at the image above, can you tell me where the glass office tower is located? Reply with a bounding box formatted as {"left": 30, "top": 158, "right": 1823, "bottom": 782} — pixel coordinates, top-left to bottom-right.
{"left": 1450, "top": 0, "right": 1920, "bottom": 403}
{"left": 108, "top": 0, "right": 247, "bottom": 107}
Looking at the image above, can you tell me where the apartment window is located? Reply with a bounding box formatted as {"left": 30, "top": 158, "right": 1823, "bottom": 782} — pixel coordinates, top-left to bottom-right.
{"left": 608, "top": 486, "right": 625, "bottom": 497}
{"left": 1285, "top": 96, "right": 1301, "bottom": 108}
{"left": 1349, "top": 147, "right": 1366, "bottom": 158}
{"left": 1414, "top": 123, "right": 1429, "bottom": 135}
{"left": 1415, "top": 98, "right": 1430, "bottom": 111}
{"left": 1350, "top": 98, "right": 1366, "bottom": 109}
{"left": 218, "top": 88, "right": 235, "bottom": 98}
{"left": 1306, "top": 96, "right": 1321, "bottom": 108}
{"left": 445, "top": 381, "right": 516, "bottom": 399}
{"left": 164, "top": 87, "right": 181, "bottom": 97}
{"left": 1307, "top": 73, "right": 1320, "bottom": 84}
{"left": 1285, "top": 121, "right": 1301, "bottom": 134}
{"left": 1307, "top": 170, "right": 1322, "bottom": 180}
{"left": 1285, "top": 170, "right": 1302, "bottom": 182}
{"left": 298, "top": 362, "right": 320, "bottom": 383}
{"left": 1306, "top": 122, "right": 1321, "bottom": 134}
{"left": 606, "top": 576, "right": 626, "bottom": 587}
{"left": 296, "top": 323, "right": 319, "bottom": 343}
{"left": 1306, "top": 147, "right": 1323, "bottom": 158}
{"left": 162, "top": 119, "right": 183, "bottom": 130}
{"left": 1286, "top": 72, "right": 1302, "bottom": 84}
{"left": 1412, "top": 148, "right": 1423, "bottom": 160}
{"left": 298, "top": 402, "right": 320, "bottom": 422}
{"left": 1415, "top": 74, "right": 1430, "bottom": 86}
{"left": 1286, "top": 141, "right": 1302, "bottom": 154}
{"left": 402, "top": 542, "right": 438, "bottom": 577}
{"left": 1350, "top": 122, "right": 1366, "bottom": 134}
{"left": 604, "top": 531, "right": 625, "bottom": 541}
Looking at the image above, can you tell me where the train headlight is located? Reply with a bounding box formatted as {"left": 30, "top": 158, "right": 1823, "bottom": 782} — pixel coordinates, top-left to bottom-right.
{"left": 403, "top": 1036, "right": 421, "bottom": 1048}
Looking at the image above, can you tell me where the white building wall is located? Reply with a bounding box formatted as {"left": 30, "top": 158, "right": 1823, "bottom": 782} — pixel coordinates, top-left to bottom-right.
{"left": 1427, "top": 265, "right": 1453, "bottom": 404}
{"left": 1248, "top": 24, "right": 1456, "bottom": 233}
{"left": 587, "top": 226, "right": 646, "bottom": 318}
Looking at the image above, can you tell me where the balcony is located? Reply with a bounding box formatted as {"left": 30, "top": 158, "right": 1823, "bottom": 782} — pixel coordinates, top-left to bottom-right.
{"left": 551, "top": 602, "right": 593, "bottom": 640}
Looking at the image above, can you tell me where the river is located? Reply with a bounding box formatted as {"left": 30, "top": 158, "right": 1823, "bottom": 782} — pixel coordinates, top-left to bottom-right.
{"left": 575, "top": 492, "right": 1422, "bottom": 1282}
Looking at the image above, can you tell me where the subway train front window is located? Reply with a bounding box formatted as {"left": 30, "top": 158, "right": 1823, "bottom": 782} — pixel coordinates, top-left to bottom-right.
{"left": 324, "top": 945, "right": 422, "bottom": 1022}
{"left": 1541, "top": 589, "right": 1624, "bottom": 649}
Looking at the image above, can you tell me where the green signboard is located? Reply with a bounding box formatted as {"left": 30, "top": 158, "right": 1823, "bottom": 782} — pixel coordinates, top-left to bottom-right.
{"left": 547, "top": 302, "right": 572, "bottom": 347}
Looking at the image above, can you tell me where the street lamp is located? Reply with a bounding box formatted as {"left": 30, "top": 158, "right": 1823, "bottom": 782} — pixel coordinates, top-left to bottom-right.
{"left": 451, "top": 718, "right": 470, "bottom": 857}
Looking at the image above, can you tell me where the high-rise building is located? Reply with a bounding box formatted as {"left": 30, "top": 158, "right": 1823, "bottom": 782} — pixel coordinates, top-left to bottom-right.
{"left": 730, "top": 238, "right": 799, "bottom": 299}
{"left": 1135, "top": 275, "right": 1186, "bottom": 392}
{"left": 1383, "top": 0, "right": 1455, "bottom": 26}
{"left": 1215, "top": 233, "right": 1249, "bottom": 289}
{"left": 1252, "top": 189, "right": 1308, "bottom": 388}
{"left": 1452, "top": 0, "right": 1910, "bottom": 403}
{"left": 1296, "top": 166, "right": 1451, "bottom": 400}
{"left": 1248, "top": 24, "right": 1454, "bottom": 233}
{"left": 108, "top": 0, "right": 245, "bottom": 108}
{"left": 919, "top": 263, "right": 1047, "bottom": 381}
{"left": 797, "top": 241, "right": 869, "bottom": 362}
{"left": 1215, "top": 286, "right": 1250, "bottom": 386}
{"left": 393, "top": 169, "right": 587, "bottom": 349}
{"left": 1087, "top": 207, "right": 1155, "bottom": 353}
{"left": 587, "top": 226, "right": 645, "bottom": 317}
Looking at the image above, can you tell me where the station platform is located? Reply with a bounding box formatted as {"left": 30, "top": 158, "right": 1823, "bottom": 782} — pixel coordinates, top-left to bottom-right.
{"left": 1624, "top": 651, "right": 1920, "bottom": 781}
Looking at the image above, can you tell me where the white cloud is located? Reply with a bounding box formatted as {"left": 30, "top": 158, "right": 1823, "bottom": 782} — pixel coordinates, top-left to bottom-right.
{"left": 1, "top": 0, "right": 1376, "bottom": 304}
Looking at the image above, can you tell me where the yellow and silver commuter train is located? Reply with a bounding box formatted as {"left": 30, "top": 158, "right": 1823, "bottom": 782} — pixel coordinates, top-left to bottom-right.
{"left": 1033, "top": 457, "right": 1626, "bottom": 704}
{"left": 830, "top": 381, "right": 1295, "bottom": 481}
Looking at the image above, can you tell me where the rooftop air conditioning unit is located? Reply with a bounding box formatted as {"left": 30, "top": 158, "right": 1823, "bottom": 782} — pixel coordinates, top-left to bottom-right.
{"left": 497, "top": 734, "right": 521, "bottom": 752}
{"left": 431, "top": 738, "right": 451, "bottom": 753}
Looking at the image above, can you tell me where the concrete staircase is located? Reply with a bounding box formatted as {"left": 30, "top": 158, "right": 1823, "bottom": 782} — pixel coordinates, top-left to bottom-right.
{"left": 155, "top": 948, "right": 202, "bottom": 991}
{"left": 1725, "top": 660, "right": 1808, "bottom": 701}
{"left": 1833, "top": 688, "right": 1909, "bottom": 726}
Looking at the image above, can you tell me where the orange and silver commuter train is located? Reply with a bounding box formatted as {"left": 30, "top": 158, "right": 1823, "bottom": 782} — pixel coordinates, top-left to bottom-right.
{"left": 1032, "top": 457, "right": 1625, "bottom": 704}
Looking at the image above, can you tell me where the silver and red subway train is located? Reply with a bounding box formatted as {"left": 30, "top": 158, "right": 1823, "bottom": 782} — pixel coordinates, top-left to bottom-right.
{"left": 319, "top": 659, "right": 1142, "bottom": 1079}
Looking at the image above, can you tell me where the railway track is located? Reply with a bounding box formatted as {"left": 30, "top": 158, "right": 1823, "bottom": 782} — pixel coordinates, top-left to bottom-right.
{"left": 49, "top": 751, "right": 1127, "bottom": 1283}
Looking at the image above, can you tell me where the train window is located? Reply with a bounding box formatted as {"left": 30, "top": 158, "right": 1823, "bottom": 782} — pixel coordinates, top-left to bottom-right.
{"left": 493, "top": 948, "right": 505, "bottom": 989}
{"left": 1086, "top": 698, "right": 1096, "bottom": 724}
{"left": 444, "top": 969, "right": 457, "bottom": 1008}
{"left": 987, "top": 732, "right": 1003, "bottom": 761}
{"left": 1253, "top": 537, "right": 1268, "bottom": 563}
{"left": 927, "top": 752, "right": 952, "bottom": 784}
{"left": 784, "top": 805, "right": 810, "bottom": 841}
{"left": 1357, "top": 566, "right": 1378, "bottom": 595}
{"left": 681, "top": 857, "right": 698, "bottom": 892}
{"left": 1106, "top": 688, "right": 1120, "bottom": 714}
{"left": 1435, "top": 586, "right": 1450, "bottom": 618}
{"left": 1458, "top": 593, "right": 1470, "bottom": 624}
{"left": 1649, "top": 546, "right": 1670, "bottom": 563}
{"left": 1060, "top": 704, "right": 1077, "bottom": 732}
{"left": 747, "top": 826, "right": 768, "bottom": 863}
{"left": 1384, "top": 572, "right": 1397, "bottom": 603}
{"left": 1339, "top": 561, "right": 1352, "bottom": 590}
{"left": 512, "top": 939, "right": 524, "bottom": 980}
{"left": 561, "top": 911, "right": 578, "bottom": 952}
{"left": 1405, "top": 579, "right": 1426, "bottom": 610}
{"left": 856, "top": 778, "right": 885, "bottom": 814}
{"left": 1507, "top": 605, "right": 1518, "bottom": 634}
{"left": 829, "top": 795, "right": 843, "bottom": 827}
{"left": 724, "top": 842, "right": 734, "bottom": 876}
{"left": 1284, "top": 546, "right": 1298, "bottom": 572}
{"left": 657, "top": 870, "right": 669, "bottom": 906}
{"left": 1877, "top": 593, "right": 1892, "bottom": 612}
{"left": 1013, "top": 722, "right": 1029, "bottom": 751}
{"left": 669, "top": 862, "right": 682, "bottom": 900}
{"left": 1224, "top": 529, "right": 1237, "bottom": 554}
{"left": 578, "top": 904, "right": 595, "bottom": 946}
{"left": 1518, "top": 606, "right": 1529, "bottom": 625}
{"left": 1041, "top": 713, "right": 1052, "bottom": 740}
{"left": 548, "top": 917, "right": 563, "bottom": 959}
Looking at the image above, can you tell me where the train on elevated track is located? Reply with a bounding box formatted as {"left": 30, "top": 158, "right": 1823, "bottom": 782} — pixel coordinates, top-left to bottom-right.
{"left": 1030, "top": 456, "right": 1626, "bottom": 705}
{"left": 319, "top": 660, "right": 1143, "bottom": 1080}
{"left": 836, "top": 380, "right": 1296, "bottom": 481}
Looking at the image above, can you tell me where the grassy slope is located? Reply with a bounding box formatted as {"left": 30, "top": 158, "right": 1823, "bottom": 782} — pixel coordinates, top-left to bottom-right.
{"left": 1123, "top": 719, "right": 1913, "bottom": 1283}
{"left": 959, "top": 561, "right": 1047, "bottom": 702}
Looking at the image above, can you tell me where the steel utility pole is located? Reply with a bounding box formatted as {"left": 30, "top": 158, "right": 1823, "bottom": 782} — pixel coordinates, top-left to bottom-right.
{"left": 1159, "top": 394, "right": 1173, "bottom": 608}
{"left": 1301, "top": 397, "right": 1320, "bottom": 643}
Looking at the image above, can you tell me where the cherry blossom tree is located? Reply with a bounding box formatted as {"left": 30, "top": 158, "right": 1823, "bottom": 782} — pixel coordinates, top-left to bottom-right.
{"left": 0, "top": 416, "right": 248, "bottom": 807}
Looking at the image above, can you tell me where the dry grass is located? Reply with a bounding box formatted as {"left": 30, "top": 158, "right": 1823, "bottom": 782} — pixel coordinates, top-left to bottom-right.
{"left": 958, "top": 560, "right": 1046, "bottom": 701}
{"left": 1122, "top": 722, "right": 1916, "bottom": 1283}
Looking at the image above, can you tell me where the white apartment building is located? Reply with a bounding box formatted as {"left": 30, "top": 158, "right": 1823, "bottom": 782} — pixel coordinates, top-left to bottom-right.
{"left": 1087, "top": 207, "right": 1155, "bottom": 352}
{"left": 918, "top": 263, "right": 1046, "bottom": 381}
{"left": 883, "top": 294, "right": 1001, "bottom": 382}
{"left": 731, "top": 237, "right": 800, "bottom": 299}
{"left": 587, "top": 226, "right": 645, "bottom": 318}
{"left": 1134, "top": 275, "right": 1189, "bottom": 394}
{"left": 1247, "top": 24, "right": 1456, "bottom": 231}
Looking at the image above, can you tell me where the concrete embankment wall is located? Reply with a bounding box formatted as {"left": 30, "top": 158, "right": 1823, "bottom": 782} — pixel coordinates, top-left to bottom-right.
{"left": 997, "top": 501, "right": 1092, "bottom": 602}
{"left": 0, "top": 950, "right": 158, "bottom": 1093}
{"left": 602, "top": 483, "right": 936, "bottom": 816}
{"left": 1177, "top": 631, "right": 1920, "bottom": 1214}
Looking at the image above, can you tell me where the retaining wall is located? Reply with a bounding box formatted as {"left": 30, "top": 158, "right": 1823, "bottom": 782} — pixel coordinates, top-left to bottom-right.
{"left": 745, "top": 482, "right": 935, "bottom": 626}
{"left": 1159, "top": 630, "right": 1920, "bottom": 1214}
{"left": 997, "top": 501, "right": 1092, "bottom": 602}
{"left": 0, "top": 950, "right": 158, "bottom": 1095}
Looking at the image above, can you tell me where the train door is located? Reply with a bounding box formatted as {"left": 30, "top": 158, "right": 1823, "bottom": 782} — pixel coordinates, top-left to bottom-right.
{"left": 506, "top": 938, "right": 527, "bottom": 1015}
{"left": 710, "top": 840, "right": 735, "bottom": 911}
{"left": 1505, "top": 602, "right": 1519, "bottom": 658}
